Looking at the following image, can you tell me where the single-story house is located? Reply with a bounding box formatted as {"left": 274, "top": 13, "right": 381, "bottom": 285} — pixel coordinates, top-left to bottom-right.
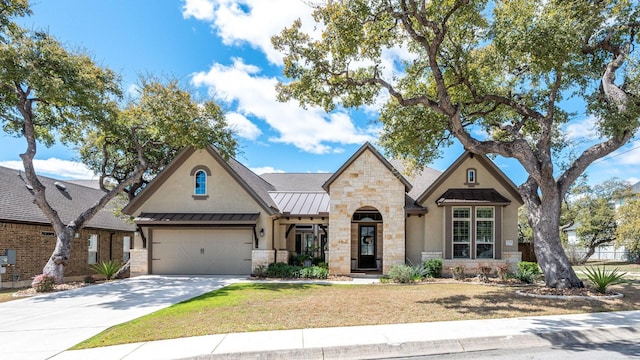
{"left": 122, "top": 142, "right": 523, "bottom": 276}
{"left": 0, "top": 166, "right": 134, "bottom": 288}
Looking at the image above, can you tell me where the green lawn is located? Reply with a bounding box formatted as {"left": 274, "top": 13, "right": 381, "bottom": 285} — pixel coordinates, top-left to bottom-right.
{"left": 73, "top": 280, "right": 640, "bottom": 349}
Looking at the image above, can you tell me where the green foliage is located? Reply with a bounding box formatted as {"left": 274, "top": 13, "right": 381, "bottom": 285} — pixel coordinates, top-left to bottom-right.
{"left": 264, "top": 262, "right": 328, "bottom": 279}
{"left": 32, "top": 274, "right": 57, "bottom": 292}
{"left": 91, "top": 260, "right": 122, "bottom": 280}
{"left": 273, "top": 0, "right": 640, "bottom": 288}
{"left": 583, "top": 266, "right": 627, "bottom": 294}
{"left": 388, "top": 264, "right": 419, "bottom": 283}
{"left": 517, "top": 261, "right": 541, "bottom": 276}
{"left": 424, "top": 258, "right": 443, "bottom": 278}
{"left": 617, "top": 197, "right": 640, "bottom": 256}
{"left": 512, "top": 269, "right": 537, "bottom": 284}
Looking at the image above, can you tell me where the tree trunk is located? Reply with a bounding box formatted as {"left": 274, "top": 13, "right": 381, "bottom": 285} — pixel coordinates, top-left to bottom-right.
{"left": 527, "top": 195, "right": 583, "bottom": 288}
{"left": 577, "top": 244, "right": 596, "bottom": 265}
{"left": 42, "top": 229, "right": 74, "bottom": 283}
{"left": 114, "top": 259, "right": 131, "bottom": 279}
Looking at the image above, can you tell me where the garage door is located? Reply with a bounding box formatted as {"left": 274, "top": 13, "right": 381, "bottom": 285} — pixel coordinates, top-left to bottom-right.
{"left": 151, "top": 228, "right": 253, "bottom": 275}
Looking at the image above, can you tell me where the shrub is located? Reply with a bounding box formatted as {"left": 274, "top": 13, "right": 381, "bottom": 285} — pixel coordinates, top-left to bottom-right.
{"left": 253, "top": 264, "right": 268, "bottom": 278}
{"left": 496, "top": 264, "right": 509, "bottom": 281}
{"left": 512, "top": 269, "right": 536, "bottom": 284}
{"left": 450, "top": 264, "right": 466, "bottom": 280}
{"left": 32, "top": 274, "right": 57, "bottom": 292}
{"left": 517, "top": 261, "right": 541, "bottom": 276}
{"left": 91, "top": 260, "right": 122, "bottom": 280}
{"left": 299, "top": 265, "right": 329, "bottom": 279}
{"left": 266, "top": 262, "right": 301, "bottom": 278}
{"left": 477, "top": 265, "right": 492, "bottom": 283}
{"left": 83, "top": 275, "right": 96, "bottom": 284}
{"left": 584, "top": 266, "right": 627, "bottom": 294}
{"left": 388, "top": 264, "right": 417, "bottom": 283}
{"left": 424, "top": 258, "right": 443, "bottom": 278}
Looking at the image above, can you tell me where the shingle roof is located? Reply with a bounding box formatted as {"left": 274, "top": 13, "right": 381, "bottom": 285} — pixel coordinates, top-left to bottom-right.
{"left": 0, "top": 166, "right": 134, "bottom": 231}
{"left": 260, "top": 173, "right": 331, "bottom": 191}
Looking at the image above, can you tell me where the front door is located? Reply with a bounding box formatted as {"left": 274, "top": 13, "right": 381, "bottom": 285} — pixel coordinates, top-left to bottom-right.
{"left": 358, "top": 225, "right": 376, "bottom": 268}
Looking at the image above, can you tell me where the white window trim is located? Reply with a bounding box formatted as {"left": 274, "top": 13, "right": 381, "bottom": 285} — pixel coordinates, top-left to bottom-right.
{"left": 88, "top": 234, "right": 98, "bottom": 264}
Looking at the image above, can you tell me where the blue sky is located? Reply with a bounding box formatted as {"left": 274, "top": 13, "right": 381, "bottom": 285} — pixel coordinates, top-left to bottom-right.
{"left": 0, "top": 0, "right": 638, "bottom": 187}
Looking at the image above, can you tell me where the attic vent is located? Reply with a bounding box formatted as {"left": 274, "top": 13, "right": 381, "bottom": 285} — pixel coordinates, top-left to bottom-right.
{"left": 54, "top": 182, "right": 67, "bottom": 191}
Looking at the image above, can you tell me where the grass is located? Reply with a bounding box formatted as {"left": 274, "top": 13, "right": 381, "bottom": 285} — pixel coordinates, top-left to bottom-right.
{"left": 573, "top": 260, "right": 640, "bottom": 274}
{"left": 73, "top": 280, "right": 640, "bottom": 349}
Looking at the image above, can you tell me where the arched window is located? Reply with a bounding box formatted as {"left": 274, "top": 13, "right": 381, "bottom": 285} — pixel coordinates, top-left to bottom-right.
{"left": 194, "top": 170, "right": 207, "bottom": 195}
{"left": 466, "top": 168, "right": 477, "bottom": 185}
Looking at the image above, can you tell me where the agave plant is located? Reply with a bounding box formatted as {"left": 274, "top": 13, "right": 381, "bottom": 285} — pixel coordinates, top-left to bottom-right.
{"left": 91, "top": 260, "right": 122, "bottom": 280}
{"left": 583, "top": 266, "right": 627, "bottom": 294}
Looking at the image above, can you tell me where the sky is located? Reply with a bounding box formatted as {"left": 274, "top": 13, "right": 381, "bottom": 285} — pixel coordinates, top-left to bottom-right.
{"left": 0, "top": 0, "right": 639, "bottom": 187}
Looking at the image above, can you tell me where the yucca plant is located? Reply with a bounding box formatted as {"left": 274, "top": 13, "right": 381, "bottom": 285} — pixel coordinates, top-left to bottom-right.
{"left": 584, "top": 266, "right": 627, "bottom": 294}
{"left": 91, "top": 260, "right": 122, "bottom": 280}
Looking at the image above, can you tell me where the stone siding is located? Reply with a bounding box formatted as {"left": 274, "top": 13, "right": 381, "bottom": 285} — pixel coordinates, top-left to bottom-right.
{"left": 327, "top": 150, "right": 406, "bottom": 275}
{"left": 252, "top": 249, "right": 275, "bottom": 272}
{"left": 0, "top": 221, "right": 132, "bottom": 287}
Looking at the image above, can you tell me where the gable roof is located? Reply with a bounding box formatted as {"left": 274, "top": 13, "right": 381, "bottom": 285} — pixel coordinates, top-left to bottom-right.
{"left": 322, "top": 142, "right": 412, "bottom": 193}
{"left": 416, "top": 151, "right": 523, "bottom": 205}
{"left": 0, "top": 166, "right": 133, "bottom": 232}
{"left": 122, "top": 146, "right": 279, "bottom": 216}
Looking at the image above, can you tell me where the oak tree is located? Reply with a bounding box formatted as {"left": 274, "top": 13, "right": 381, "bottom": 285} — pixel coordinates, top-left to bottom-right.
{"left": 0, "top": 12, "right": 236, "bottom": 281}
{"left": 273, "top": 0, "right": 640, "bottom": 288}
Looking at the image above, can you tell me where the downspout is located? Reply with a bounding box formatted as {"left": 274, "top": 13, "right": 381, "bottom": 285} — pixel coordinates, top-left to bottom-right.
{"left": 136, "top": 225, "right": 147, "bottom": 248}
{"left": 272, "top": 216, "right": 278, "bottom": 265}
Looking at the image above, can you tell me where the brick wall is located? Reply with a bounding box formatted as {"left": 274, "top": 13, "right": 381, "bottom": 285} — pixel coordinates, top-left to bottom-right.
{"left": 0, "top": 221, "right": 132, "bottom": 287}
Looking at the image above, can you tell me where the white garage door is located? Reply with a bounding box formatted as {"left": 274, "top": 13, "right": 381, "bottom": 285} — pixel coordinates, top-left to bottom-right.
{"left": 151, "top": 228, "right": 253, "bottom": 275}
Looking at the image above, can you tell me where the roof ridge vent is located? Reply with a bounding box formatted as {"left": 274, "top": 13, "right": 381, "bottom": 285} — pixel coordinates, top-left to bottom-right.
{"left": 54, "top": 181, "right": 67, "bottom": 191}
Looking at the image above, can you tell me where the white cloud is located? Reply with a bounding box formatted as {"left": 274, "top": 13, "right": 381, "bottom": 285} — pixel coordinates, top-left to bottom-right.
{"left": 226, "top": 112, "right": 261, "bottom": 140}
{"left": 250, "top": 166, "right": 284, "bottom": 175}
{"left": 182, "top": 0, "right": 317, "bottom": 65}
{"left": 0, "top": 158, "right": 96, "bottom": 179}
{"left": 565, "top": 116, "right": 599, "bottom": 141}
{"left": 192, "top": 58, "right": 375, "bottom": 154}
{"left": 613, "top": 144, "right": 640, "bottom": 166}
{"left": 182, "top": 0, "right": 215, "bottom": 21}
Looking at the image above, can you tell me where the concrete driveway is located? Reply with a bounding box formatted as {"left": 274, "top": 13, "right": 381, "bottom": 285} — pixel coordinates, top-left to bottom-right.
{"left": 0, "top": 275, "right": 243, "bottom": 360}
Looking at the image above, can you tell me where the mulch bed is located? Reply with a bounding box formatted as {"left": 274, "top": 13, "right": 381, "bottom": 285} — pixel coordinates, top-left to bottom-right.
{"left": 517, "top": 286, "right": 614, "bottom": 297}
{"left": 13, "top": 281, "right": 96, "bottom": 298}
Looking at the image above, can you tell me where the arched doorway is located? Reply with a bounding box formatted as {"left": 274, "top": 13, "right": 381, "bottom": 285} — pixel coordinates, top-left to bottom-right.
{"left": 352, "top": 207, "right": 383, "bottom": 270}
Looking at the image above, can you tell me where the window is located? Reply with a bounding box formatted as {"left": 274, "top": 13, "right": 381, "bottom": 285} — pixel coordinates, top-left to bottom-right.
{"left": 194, "top": 170, "right": 207, "bottom": 195}
{"left": 466, "top": 168, "right": 477, "bottom": 184}
{"left": 123, "top": 236, "right": 131, "bottom": 262}
{"left": 88, "top": 234, "right": 98, "bottom": 264}
{"left": 452, "top": 207, "right": 471, "bottom": 258}
{"left": 476, "top": 207, "right": 494, "bottom": 259}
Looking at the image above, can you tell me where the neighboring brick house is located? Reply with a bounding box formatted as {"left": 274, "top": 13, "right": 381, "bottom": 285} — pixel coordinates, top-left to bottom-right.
{"left": 0, "top": 166, "right": 134, "bottom": 287}
{"left": 123, "top": 142, "right": 523, "bottom": 276}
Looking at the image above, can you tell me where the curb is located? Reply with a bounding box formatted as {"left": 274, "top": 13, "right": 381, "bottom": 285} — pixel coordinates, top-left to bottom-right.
{"left": 181, "top": 325, "right": 640, "bottom": 360}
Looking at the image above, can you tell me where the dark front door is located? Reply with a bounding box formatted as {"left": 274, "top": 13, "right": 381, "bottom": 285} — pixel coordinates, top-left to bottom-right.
{"left": 358, "top": 225, "right": 376, "bottom": 269}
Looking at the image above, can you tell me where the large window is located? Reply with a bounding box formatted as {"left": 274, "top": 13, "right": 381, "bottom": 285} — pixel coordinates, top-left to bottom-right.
{"left": 476, "top": 207, "right": 494, "bottom": 259}
{"left": 194, "top": 170, "right": 207, "bottom": 195}
{"left": 452, "top": 207, "right": 471, "bottom": 258}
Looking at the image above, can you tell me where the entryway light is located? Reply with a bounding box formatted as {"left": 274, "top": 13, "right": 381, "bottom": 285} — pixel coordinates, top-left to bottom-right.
{"left": 259, "top": 228, "right": 265, "bottom": 237}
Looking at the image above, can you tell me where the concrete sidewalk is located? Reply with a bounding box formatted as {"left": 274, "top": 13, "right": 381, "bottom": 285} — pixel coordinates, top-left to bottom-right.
{"left": 0, "top": 275, "right": 243, "bottom": 360}
{"left": 52, "top": 310, "right": 640, "bottom": 360}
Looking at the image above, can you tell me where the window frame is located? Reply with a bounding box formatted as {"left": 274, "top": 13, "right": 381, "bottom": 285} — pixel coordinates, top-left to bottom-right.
{"left": 88, "top": 234, "right": 98, "bottom": 264}
{"left": 194, "top": 169, "right": 207, "bottom": 196}
{"left": 452, "top": 207, "right": 471, "bottom": 259}
{"left": 475, "top": 207, "right": 495, "bottom": 259}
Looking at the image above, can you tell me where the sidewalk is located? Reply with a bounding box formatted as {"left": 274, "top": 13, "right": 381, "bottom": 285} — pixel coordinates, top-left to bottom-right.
{"left": 52, "top": 310, "right": 640, "bottom": 360}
